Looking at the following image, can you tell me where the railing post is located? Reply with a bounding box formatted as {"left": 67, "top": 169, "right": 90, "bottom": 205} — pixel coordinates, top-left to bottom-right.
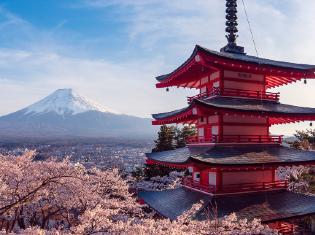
{"left": 279, "top": 136, "right": 282, "bottom": 144}
{"left": 207, "top": 88, "right": 279, "bottom": 101}
{"left": 218, "top": 87, "right": 222, "bottom": 96}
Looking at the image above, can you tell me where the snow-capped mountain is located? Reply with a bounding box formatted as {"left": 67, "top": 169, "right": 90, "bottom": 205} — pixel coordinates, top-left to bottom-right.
{"left": 0, "top": 89, "right": 156, "bottom": 140}
{"left": 25, "top": 89, "right": 117, "bottom": 116}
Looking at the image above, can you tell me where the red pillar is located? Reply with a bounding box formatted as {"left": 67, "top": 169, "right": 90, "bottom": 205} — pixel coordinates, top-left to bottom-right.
{"left": 216, "top": 169, "right": 223, "bottom": 192}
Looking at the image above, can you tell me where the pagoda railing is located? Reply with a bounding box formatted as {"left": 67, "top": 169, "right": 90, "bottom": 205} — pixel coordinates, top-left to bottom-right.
{"left": 187, "top": 135, "right": 283, "bottom": 145}
{"left": 187, "top": 87, "right": 280, "bottom": 103}
{"left": 182, "top": 177, "right": 288, "bottom": 194}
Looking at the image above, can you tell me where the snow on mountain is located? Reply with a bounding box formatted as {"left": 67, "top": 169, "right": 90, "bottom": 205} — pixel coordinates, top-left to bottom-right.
{"left": 25, "top": 88, "right": 117, "bottom": 115}
{"left": 0, "top": 89, "right": 156, "bottom": 139}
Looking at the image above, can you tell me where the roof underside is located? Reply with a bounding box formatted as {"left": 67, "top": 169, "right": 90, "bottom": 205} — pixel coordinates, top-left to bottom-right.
{"left": 156, "top": 45, "right": 315, "bottom": 89}
{"left": 152, "top": 97, "right": 315, "bottom": 125}
{"left": 147, "top": 145, "right": 315, "bottom": 166}
{"left": 139, "top": 187, "right": 315, "bottom": 222}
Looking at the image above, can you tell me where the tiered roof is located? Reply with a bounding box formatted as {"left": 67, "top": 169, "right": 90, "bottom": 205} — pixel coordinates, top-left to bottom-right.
{"left": 147, "top": 145, "right": 315, "bottom": 167}
{"left": 156, "top": 45, "right": 315, "bottom": 89}
{"left": 139, "top": 187, "right": 315, "bottom": 222}
{"left": 152, "top": 96, "right": 315, "bottom": 125}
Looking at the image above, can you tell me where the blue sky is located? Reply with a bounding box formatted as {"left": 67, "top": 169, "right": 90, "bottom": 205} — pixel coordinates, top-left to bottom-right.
{"left": 1, "top": 0, "right": 315, "bottom": 135}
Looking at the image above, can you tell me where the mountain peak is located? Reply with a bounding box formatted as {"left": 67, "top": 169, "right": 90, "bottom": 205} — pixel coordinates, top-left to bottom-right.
{"left": 54, "top": 88, "right": 74, "bottom": 94}
{"left": 25, "top": 88, "right": 117, "bottom": 115}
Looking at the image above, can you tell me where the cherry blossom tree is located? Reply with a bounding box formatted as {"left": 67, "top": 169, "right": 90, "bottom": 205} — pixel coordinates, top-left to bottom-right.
{"left": 0, "top": 151, "right": 141, "bottom": 233}
{"left": 276, "top": 166, "right": 311, "bottom": 192}
{"left": 133, "top": 171, "right": 184, "bottom": 191}
{"left": 0, "top": 151, "right": 277, "bottom": 234}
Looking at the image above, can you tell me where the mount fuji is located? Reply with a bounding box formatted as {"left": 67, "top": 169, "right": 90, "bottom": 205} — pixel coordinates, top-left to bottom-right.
{"left": 0, "top": 89, "right": 156, "bottom": 140}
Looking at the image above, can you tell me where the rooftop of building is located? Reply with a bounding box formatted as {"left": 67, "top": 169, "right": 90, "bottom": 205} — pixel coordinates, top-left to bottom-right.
{"left": 156, "top": 45, "right": 315, "bottom": 86}
{"left": 146, "top": 145, "right": 315, "bottom": 167}
{"left": 139, "top": 187, "right": 315, "bottom": 222}
{"left": 152, "top": 96, "right": 315, "bottom": 125}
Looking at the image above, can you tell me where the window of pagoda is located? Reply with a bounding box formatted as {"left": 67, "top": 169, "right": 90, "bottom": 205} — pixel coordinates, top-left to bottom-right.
{"left": 193, "top": 172, "right": 200, "bottom": 182}
{"left": 199, "top": 71, "right": 221, "bottom": 93}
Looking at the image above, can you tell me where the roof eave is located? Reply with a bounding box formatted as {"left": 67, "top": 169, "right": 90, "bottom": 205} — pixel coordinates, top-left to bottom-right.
{"left": 190, "top": 157, "right": 315, "bottom": 168}
{"left": 155, "top": 45, "right": 315, "bottom": 88}
{"left": 155, "top": 45, "right": 201, "bottom": 86}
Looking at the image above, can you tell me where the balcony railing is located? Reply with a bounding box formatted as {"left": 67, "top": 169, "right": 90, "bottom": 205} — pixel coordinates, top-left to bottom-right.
{"left": 187, "top": 87, "right": 280, "bottom": 103}
{"left": 187, "top": 135, "right": 283, "bottom": 145}
{"left": 182, "top": 177, "right": 288, "bottom": 194}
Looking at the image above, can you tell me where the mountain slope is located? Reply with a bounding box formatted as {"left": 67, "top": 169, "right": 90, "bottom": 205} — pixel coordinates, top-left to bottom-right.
{"left": 0, "top": 89, "right": 156, "bottom": 139}
{"left": 25, "top": 88, "right": 117, "bottom": 115}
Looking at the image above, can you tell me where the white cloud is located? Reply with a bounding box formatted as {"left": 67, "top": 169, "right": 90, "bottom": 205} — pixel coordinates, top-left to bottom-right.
{"left": 81, "top": 0, "right": 315, "bottom": 62}
{"left": 1, "top": 1, "right": 315, "bottom": 134}
{"left": 0, "top": 48, "right": 194, "bottom": 118}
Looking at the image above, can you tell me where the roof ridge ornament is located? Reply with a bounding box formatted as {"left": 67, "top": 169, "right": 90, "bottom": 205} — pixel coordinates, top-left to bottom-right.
{"left": 220, "top": 0, "right": 246, "bottom": 54}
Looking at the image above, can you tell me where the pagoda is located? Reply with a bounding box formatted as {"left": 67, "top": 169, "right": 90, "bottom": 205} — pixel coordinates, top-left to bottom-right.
{"left": 139, "top": 0, "right": 315, "bottom": 233}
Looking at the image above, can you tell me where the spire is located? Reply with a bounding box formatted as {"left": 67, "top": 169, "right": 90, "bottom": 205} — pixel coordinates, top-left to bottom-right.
{"left": 220, "top": 0, "right": 245, "bottom": 54}
{"left": 225, "top": 0, "right": 238, "bottom": 45}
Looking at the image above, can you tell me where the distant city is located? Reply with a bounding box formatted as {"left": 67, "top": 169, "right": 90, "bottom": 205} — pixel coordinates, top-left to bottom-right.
{"left": 0, "top": 139, "right": 153, "bottom": 172}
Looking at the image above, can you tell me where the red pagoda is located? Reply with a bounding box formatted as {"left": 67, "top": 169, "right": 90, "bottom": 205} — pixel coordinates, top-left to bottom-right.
{"left": 139, "top": 0, "right": 315, "bottom": 233}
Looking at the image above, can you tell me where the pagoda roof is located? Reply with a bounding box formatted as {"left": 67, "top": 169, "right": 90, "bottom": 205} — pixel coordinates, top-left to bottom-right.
{"left": 156, "top": 45, "right": 315, "bottom": 89}
{"left": 152, "top": 97, "right": 315, "bottom": 125}
{"left": 139, "top": 187, "right": 211, "bottom": 220}
{"left": 147, "top": 145, "right": 315, "bottom": 167}
{"left": 200, "top": 46, "right": 315, "bottom": 71}
{"left": 153, "top": 106, "right": 191, "bottom": 120}
{"left": 197, "top": 97, "right": 315, "bottom": 115}
{"left": 146, "top": 147, "right": 191, "bottom": 164}
{"left": 139, "top": 187, "right": 315, "bottom": 222}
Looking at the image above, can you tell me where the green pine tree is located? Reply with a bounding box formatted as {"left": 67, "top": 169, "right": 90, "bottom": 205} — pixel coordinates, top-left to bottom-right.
{"left": 152, "top": 125, "right": 176, "bottom": 152}
{"left": 175, "top": 125, "right": 196, "bottom": 148}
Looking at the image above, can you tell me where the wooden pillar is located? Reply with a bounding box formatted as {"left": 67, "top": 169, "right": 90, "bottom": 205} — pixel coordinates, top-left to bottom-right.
{"left": 263, "top": 74, "right": 267, "bottom": 93}
{"left": 267, "top": 117, "right": 270, "bottom": 136}
{"left": 218, "top": 114, "right": 223, "bottom": 142}
{"left": 216, "top": 169, "right": 223, "bottom": 192}
{"left": 219, "top": 69, "right": 224, "bottom": 93}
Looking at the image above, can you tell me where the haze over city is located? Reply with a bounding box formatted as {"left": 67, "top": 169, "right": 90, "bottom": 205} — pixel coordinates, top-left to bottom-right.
{"left": 1, "top": 0, "right": 315, "bottom": 135}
